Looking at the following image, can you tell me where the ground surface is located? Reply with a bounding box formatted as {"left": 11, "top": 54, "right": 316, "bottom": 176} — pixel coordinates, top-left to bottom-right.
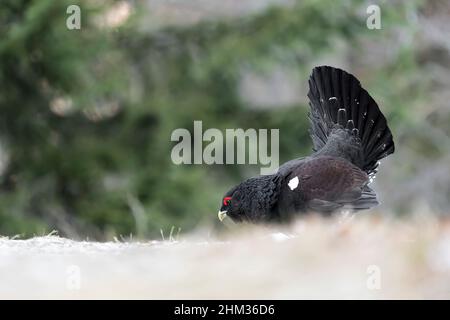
{"left": 1, "top": 215, "right": 450, "bottom": 299}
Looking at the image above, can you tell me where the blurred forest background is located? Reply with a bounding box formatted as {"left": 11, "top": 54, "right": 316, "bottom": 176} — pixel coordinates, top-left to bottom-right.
{"left": 0, "top": 0, "right": 449, "bottom": 240}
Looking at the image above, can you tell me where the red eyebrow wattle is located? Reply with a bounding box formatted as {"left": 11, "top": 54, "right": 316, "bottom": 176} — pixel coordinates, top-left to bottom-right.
{"left": 223, "top": 196, "right": 232, "bottom": 205}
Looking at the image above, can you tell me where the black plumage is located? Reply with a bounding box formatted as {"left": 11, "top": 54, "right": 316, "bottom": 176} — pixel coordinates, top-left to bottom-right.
{"left": 218, "top": 66, "right": 395, "bottom": 223}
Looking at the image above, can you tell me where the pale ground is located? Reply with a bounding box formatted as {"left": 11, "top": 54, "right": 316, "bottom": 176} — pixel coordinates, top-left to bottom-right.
{"left": 1, "top": 215, "right": 450, "bottom": 299}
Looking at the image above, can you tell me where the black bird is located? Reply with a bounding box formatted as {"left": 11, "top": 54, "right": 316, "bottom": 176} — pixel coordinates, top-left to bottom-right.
{"left": 218, "top": 66, "right": 395, "bottom": 223}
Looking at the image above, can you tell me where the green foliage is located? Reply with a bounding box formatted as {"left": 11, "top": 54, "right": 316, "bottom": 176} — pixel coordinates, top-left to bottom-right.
{"left": 0, "top": 0, "right": 423, "bottom": 239}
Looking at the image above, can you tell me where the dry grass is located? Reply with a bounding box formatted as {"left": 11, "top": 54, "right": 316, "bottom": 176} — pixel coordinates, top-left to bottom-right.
{"left": 1, "top": 214, "right": 450, "bottom": 299}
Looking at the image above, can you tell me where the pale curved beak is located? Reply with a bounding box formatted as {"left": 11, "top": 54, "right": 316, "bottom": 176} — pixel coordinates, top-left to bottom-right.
{"left": 218, "top": 210, "right": 228, "bottom": 222}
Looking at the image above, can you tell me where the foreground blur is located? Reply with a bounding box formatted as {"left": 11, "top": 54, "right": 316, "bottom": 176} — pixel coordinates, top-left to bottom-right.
{"left": 1, "top": 214, "right": 449, "bottom": 299}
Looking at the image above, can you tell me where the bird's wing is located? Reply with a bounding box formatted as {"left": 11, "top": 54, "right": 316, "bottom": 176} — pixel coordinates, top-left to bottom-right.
{"left": 285, "top": 156, "right": 377, "bottom": 213}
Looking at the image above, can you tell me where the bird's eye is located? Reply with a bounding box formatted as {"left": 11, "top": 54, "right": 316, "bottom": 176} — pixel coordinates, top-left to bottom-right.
{"left": 223, "top": 196, "right": 232, "bottom": 206}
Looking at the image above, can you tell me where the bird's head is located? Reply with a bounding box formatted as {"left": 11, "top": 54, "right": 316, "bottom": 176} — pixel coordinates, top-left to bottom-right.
{"left": 218, "top": 185, "right": 247, "bottom": 223}
{"left": 218, "top": 175, "right": 278, "bottom": 224}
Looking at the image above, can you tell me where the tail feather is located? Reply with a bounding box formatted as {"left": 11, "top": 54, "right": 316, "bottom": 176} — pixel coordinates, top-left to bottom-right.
{"left": 307, "top": 66, "right": 395, "bottom": 176}
{"left": 345, "top": 186, "right": 379, "bottom": 210}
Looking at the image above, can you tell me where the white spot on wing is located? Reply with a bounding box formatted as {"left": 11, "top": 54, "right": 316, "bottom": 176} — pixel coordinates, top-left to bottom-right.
{"left": 328, "top": 97, "right": 338, "bottom": 101}
{"left": 288, "top": 176, "right": 299, "bottom": 191}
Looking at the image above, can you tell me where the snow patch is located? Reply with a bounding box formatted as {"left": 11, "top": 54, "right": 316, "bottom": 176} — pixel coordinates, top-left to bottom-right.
{"left": 270, "top": 232, "right": 292, "bottom": 242}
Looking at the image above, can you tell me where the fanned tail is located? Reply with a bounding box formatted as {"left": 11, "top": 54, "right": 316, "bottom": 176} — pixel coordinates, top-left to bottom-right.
{"left": 307, "top": 66, "right": 395, "bottom": 176}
